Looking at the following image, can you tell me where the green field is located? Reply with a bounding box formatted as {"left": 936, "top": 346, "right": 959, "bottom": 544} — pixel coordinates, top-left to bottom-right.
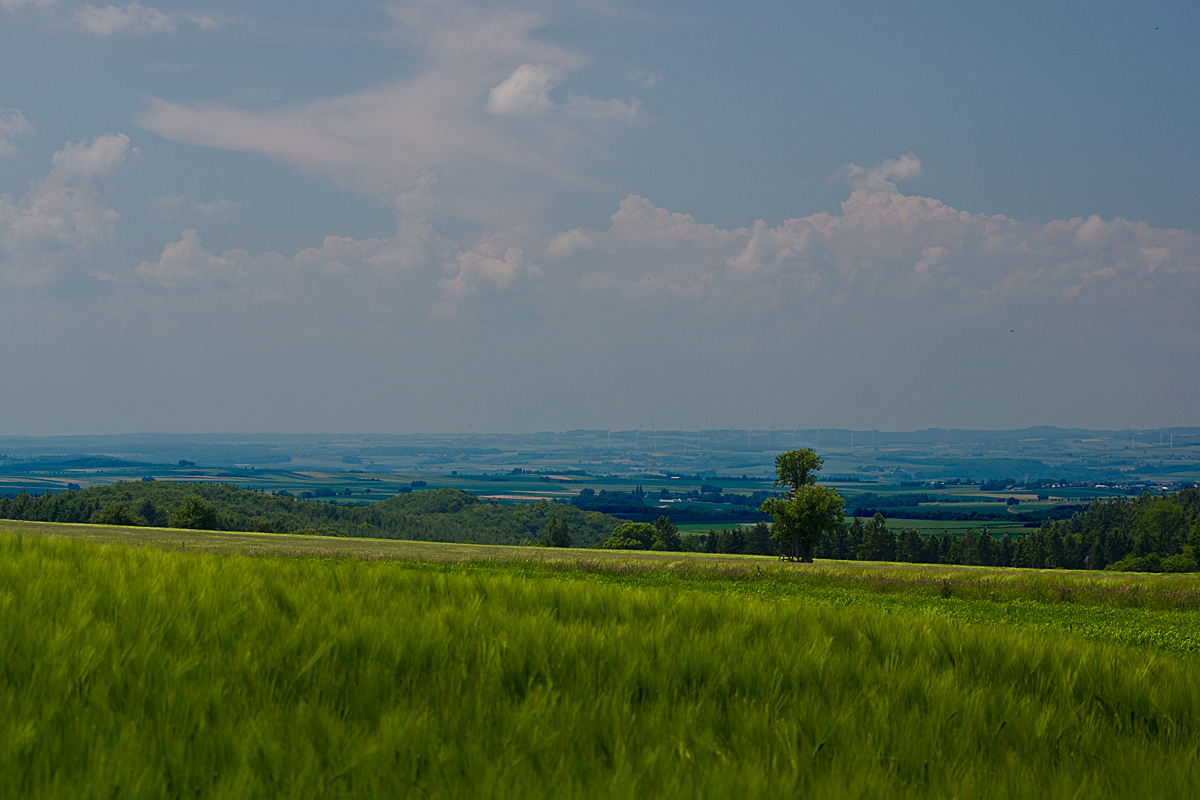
{"left": 3, "top": 522, "right": 1199, "bottom": 797}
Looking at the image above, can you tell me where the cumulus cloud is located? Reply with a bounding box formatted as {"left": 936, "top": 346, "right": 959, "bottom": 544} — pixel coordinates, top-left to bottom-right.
{"left": 0, "top": 132, "right": 136, "bottom": 287}
{"left": 0, "top": 108, "right": 34, "bottom": 159}
{"left": 42, "top": 140, "right": 1191, "bottom": 388}
{"left": 114, "top": 149, "right": 1200, "bottom": 336}
{"left": 513, "top": 157, "right": 1200, "bottom": 316}
{"left": 366, "top": 165, "right": 443, "bottom": 270}
{"left": 135, "top": 228, "right": 237, "bottom": 288}
{"left": 835, "top": 152, "right": 922, "bottom": 191}
{"left": 726, "top": 218, "right": 822, "bottom": 276}
{"left": 486, "top": 63, "right": 561, "bottom": 114}
{"left": 606, "top": 195, "right": 739, "bottom": 250}
{"left": 135, "top": 167, "right": 453, "bottom": 294}
{"left": 441, "top": 244, "right": 527, "bottom": 296}
{"left": 545, "top": 228, "right": 595, "bottom": 259}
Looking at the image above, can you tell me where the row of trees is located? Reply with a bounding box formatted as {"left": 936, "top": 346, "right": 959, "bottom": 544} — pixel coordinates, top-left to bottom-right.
{"left": 0, "top": 483, "right": 621, "bottom": 548}
{"left": 753, "top": 450, "right": 1200, "bottom": 571}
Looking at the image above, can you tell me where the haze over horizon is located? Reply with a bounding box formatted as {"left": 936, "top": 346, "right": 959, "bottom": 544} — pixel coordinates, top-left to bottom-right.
{"left": 2, "top": 0, "right": 1198, "bottom": 436}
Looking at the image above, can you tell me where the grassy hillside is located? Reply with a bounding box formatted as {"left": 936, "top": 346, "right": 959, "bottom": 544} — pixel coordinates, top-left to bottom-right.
{"left": 2, "top": 532, "right": 1199, "bottom": 798}
{"left": 0, "top": 482, "right": 620, "bottom": 547}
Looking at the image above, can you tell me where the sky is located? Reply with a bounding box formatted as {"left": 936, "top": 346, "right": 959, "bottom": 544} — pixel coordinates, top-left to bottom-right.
{"left": 1, "top": 0, "right": 1198, "bottom": 435}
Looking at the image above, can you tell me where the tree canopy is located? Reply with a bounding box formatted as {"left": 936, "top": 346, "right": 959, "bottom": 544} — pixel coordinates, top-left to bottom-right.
{"left": 761, "top": 449, "right": 843, "bottom": 562}
{"left": 773, "top": 449, "right": 824, "bottom": 494}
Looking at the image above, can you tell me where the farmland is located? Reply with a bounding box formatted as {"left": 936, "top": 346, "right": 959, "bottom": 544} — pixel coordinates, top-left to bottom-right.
{"left": 2, "top": 523, "right": 1199, "bottom": 797}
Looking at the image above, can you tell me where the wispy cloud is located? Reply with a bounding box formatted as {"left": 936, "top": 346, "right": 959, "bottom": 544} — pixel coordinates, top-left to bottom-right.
{"left": 71, "top": 2, "right": 215, "bottom": 35}
{"left": 565, "top": 93, "right": 641, "bottom": 122}
{"left": 625, "top": 67, "right": 661, "bottom": 87}
{"left": 136, "top": 0, "right": 643, "bottom": 227}
{"left": 0, "top": 108, "right": 34, "bottom": 159}
{"left": 0, "top": 0, "right": 58, "bottom": 12}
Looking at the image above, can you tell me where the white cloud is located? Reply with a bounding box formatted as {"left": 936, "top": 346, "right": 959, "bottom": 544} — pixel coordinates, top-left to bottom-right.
{"left": 136, "top": 228, "right": 236, "bottom": 288}
{"left": 441, "top": 244, "right": 527, "bottom": 296}
{"left": 49, "top": 131, "right": 137, "bottom": 180}
{"left": 545, "top": 228, "right": 595, "bottom": 258}
{"left": 72, "top": 2, "right": 177, "bottom": 35}
{"left": 0, "top": 132, "right": 136, "bottom": 287}
{"left": 726, "top": 218, "right": 822, "bottom": 276}
{"left": 118, "top": 151, "right": 1200, "bottom": 333}
{"left": 486, "top": 63, "right": 561, "bottom": 114}
{"left": 516, "top": 158, "right": 1199, "bottom": 318}
{"left": 0, "top": 108, "right": 34, "bottom": 159}
{"left": 836, "top": 152, "right": 922, "bottom": 192}
{"left": 565, "top": 94, "right": 641, "bottom": 122}
{"left": 365, "top": 165, "right": 443, "bottom": 270}
{"left": 483, "top": 67, "right": 641, "bottom": 122}
{"left": 606, "top": 195, "right": 739, "bottom": 250}
{"left": 134, "top": 167, "right": 452, "bottom": 293}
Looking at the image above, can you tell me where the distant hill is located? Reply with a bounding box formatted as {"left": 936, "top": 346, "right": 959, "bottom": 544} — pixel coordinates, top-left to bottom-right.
{"left": 0, "top": 483, "right": 620, "bottom": 548}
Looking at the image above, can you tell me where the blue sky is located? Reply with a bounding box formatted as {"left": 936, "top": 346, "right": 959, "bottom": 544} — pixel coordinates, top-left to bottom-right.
{"left": 1, "top": 0, "right": 1198, "bottom": 435}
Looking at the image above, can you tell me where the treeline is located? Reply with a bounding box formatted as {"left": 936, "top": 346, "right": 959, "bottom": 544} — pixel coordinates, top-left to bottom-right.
{"left": 0, "top": 483, "right": 620, "bottom": 548}
{"left": 847, "top": 506, "right": 1083, "bottom": 524}
{"left": 812, "top": 489, "right": 1200, "bottom": 572}
{"left": 1031, "top": 489, "right": 1200, "bottom": 572}
{"left": 596, "top": 490, "right": 1200, "bottom": 572}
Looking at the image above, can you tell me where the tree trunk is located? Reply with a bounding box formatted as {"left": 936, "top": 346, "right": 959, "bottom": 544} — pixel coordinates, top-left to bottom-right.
{"left": 800, "top": 538, "right": 813, "bottom": 563}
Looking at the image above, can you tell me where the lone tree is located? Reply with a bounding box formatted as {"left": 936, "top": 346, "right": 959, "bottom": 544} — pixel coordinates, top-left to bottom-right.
{"left": 760, "top": 449, "right": 845, "bottom": 563}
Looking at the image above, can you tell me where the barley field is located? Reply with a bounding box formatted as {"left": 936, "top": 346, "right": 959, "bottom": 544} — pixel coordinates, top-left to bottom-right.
{"left": 1, "top": 530, "right": 1198, "bottom": 798}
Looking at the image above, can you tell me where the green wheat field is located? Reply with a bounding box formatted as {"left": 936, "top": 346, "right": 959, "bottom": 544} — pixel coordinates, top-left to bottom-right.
{"left": 2, "top": 521, "right": 1198, "bottom": 798}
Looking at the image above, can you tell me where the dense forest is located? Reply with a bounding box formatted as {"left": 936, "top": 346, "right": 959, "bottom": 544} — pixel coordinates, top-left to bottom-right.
{"left": 812, "top": 489, "right": 1200, "bottom": 571}
{"left": 0, "top": 482, "right": 620, "bottom": 548}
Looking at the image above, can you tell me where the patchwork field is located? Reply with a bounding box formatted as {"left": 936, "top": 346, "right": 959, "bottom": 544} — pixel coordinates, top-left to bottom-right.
{"left": 2, "top": 522, "right": 1198, "bottom": 797}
